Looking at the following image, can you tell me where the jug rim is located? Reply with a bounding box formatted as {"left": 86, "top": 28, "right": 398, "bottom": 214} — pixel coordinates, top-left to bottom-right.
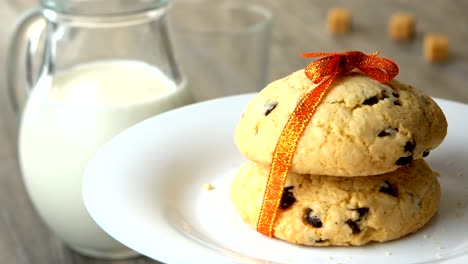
{"left": 41, "top": 0, "right": 168, "bottom": 17}
{"left": 42, "top": 5, "right": 167, "bottom": 27}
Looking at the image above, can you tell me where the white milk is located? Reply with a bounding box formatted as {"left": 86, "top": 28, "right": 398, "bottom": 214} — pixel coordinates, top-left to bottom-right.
{"left": 18, "top": 60, "right": 192, "bottom": 256}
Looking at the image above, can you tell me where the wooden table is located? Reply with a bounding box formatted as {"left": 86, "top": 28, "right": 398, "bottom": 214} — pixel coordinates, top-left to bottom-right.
{"left": 1, "top": 0, "right": 467, "bottom": 263}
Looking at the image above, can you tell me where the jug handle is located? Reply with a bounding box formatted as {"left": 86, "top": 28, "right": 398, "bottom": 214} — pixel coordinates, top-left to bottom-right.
{"left": 7, "top": 9, "right": 46, "bottom": 117}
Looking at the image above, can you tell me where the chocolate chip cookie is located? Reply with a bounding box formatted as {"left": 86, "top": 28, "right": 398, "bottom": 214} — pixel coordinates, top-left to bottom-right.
{"left": 235, "top": 71, "right": 447, "bottom": 176}
{"left": 230, "top": 159, "right": 440, "bottom": 246}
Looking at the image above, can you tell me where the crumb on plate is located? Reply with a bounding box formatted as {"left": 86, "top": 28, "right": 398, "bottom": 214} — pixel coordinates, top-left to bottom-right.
{"left": 203, "top": 183, "right": 214, "bottom": 191}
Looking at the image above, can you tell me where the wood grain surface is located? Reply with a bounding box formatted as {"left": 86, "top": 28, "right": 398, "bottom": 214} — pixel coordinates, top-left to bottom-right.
{"left": 1, "top": 0, "right": 467, "bottom": 263}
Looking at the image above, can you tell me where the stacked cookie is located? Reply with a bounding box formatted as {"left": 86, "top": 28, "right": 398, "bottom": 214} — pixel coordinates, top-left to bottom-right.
{"left": 230, "top": 70, "right": 447, "bottom": 246}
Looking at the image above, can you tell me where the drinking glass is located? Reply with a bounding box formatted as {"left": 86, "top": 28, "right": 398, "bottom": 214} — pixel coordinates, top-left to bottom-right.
{"left": 169, "top": 0, "right": 273, "bottom": 101}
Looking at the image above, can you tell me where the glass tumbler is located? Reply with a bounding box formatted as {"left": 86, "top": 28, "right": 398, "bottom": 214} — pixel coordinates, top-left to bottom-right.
{"left": 169, "top": 0, "right": 272, "bottom": 101}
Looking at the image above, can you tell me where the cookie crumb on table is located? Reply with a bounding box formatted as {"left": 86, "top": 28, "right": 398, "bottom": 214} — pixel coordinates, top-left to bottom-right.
{"left": 327, "top": 7, "right": 352, "bottom": 34}
{"left": 424, "top": 33, "right": 449, "bottom": 63}
{"left": 389, "top": 12, "right": 415, "bottom": 41}
{"left": 203, "top": 183, "right": 214, "bottom": 191}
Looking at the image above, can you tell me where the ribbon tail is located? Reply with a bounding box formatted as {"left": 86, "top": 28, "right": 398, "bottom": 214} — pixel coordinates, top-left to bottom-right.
{"left": 256, "top": 74, "right": 337, "bottom": 237}
{"left": 301, "top": 52, "right": 344, "bottom": 58}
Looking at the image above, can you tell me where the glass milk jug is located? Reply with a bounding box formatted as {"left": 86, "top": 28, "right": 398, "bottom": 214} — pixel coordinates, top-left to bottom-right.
{"left": 8, "top": 0, "right": 192, "bottom": 259}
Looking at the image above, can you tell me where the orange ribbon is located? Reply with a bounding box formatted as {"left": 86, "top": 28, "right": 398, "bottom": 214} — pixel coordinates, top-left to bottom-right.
{"left": 256, "top": 51, "right": 399, "bottom": 237}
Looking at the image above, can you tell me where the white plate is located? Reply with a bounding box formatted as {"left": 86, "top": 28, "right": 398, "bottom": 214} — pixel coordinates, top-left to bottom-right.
{"left": 83, "top": 94, "right": 468, "bottom": 264}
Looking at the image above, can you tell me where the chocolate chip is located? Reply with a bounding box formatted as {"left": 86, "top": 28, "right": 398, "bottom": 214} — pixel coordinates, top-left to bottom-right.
{"left": 396, "top": 155, "right": 413, "bottom": 166}
{"left": 345, "top": 219, "right": 361, "bottom": 234}
{"left": 378, "top": 128, "right": 399, "bottom": 137}
{"left": 315, "top": 238, "right": 328, "bottom": 243}
{"left": 379, "top": 180, "right": 398, "bottom": 197}
{"left": 304, "top": 208, "right": 323, "bottom": 228}
{"left": 362, "top": 96, "right": 379, "bottom": 106}
{"left": 404, "top": 141, "right": 415, "bottom": 153}
{"left": 386, "top": 89, "right": 401, "bottom": 105}
{"left": 377, "top": 130, "right": 391, "bottom": 137}
{"left": 378, "top": 131, "right": 390, "bottom": 137}
{"left": 423, "top": 150, "right": 430, "bottom": 157}
{"left": 351, "top": 207, "right": 369, "bottom": 220}
{"left": 263, "top": 100, "right": 278, "bottom": 116}
{"left": 279, "top": 186, "right": 296, "bottom": 209}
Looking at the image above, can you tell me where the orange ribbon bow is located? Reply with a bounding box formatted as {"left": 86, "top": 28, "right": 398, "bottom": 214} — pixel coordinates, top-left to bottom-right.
{"left": 256, "top": 51, "right": 399, "bottom": 237}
